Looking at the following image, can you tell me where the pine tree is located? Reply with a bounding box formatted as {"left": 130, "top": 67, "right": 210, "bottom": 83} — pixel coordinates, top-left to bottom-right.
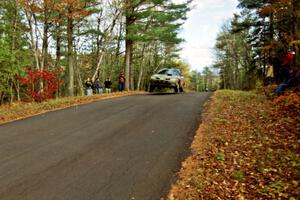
{"left": 237, "top": 0, "right": 300, "bottom": 80}
{"left": 124, "top": 0, "right": 190, "bottom": 90}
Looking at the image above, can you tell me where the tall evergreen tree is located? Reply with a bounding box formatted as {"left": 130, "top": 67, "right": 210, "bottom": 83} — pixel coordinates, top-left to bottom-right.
{"left": 123, "top": 0, "right": 190, "bottom": 90}
{"left": 237, "top": 0, "right": 300, "bottom": 80}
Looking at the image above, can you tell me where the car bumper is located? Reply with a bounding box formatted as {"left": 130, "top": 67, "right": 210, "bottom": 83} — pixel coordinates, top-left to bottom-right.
{"left": 150, "top": 79, "right": 177, "bottom": 87}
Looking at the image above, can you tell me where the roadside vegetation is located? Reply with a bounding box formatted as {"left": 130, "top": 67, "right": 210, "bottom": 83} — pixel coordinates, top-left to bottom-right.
{"left": 0, "top": 91, "right": 144, "bottom": 125}
{"left": 0, "top": 0, "right": 191, "bottom": 104}
{"left": 167, "top": 90, "right": 300, "bottom": 200}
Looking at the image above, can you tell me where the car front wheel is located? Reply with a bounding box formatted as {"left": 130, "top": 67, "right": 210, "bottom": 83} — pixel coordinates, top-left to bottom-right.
{"left": 179, "top": 87, "right": 184, "bottom": 92}
{"left": 174, "top": 83, "right": 179, "bottom": 93}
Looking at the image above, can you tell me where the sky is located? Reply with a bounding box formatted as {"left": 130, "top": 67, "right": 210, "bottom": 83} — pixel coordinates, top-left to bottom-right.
{"left": 175, "top": 0, "right": 240, "bottom": 72}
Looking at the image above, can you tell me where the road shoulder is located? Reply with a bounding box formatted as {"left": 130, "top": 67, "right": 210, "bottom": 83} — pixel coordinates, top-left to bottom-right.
{"left": 166, "top": 90, "right": 300, "bottom": 199}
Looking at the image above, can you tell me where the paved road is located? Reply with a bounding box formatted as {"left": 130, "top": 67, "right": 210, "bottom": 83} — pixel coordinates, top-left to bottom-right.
{"left": 0, "top": 92, "right": 211, "bottom": 200}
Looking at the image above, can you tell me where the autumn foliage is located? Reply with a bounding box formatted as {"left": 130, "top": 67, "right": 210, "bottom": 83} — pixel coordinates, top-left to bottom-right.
{"left": 167, "top": 90, "right": 300, "bottom": 199}
{"left": 17, "top": 67, "right": 62, "bottom": 102}
{"left": 273, "top": 90, "right": 300, "bottom": 116}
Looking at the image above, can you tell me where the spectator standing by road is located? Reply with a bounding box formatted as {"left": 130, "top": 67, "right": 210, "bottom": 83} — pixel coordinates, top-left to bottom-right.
{"left": 265, "top": 63, "right": 274, "bottom": 85}
{"left": 104, "top": 78, "right": 112, "bottom": 93}
{"left": 280, "top": 50, "right": 295, "bottom": 83}
{"left": 93, "top": 78, "right": 103, "bottom": 94}
{"left": 118, "top": 72, "right": 125, "bottom": 91}
{"left": 275, "top": 68, "right": 300, "bottom": 95}
{"left": 85, "top": 78, "right": 93, "bottom": 96}
{"left": 275, "top": 50, "right": 298, "bottom": 95}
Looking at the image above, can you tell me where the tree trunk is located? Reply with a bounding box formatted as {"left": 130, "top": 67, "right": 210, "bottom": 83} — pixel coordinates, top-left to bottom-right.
{"left": 130, "top": 48, "right": 134, "bottom": 90}
{"left": 137, "top": 44, "right": 146, "bottom": 90}
{"left": 95, "top": 15, "right": 103, "bottom": 71}
{"left": 55, "top": 14, "right": 62, "bottom": 69}
{"left": 125, "top": 0, "right": 134, "bottom": 91}
{"left": 92, "top": 52, "right": 105, "bottom": 81}
{"left": 11, "top": 0, "right": 17, "bottom": 53}
{"left": 25, "top": 11, "right": 40, "bottom": 70}
{"left": 9, "top": 80, "right": 14, "bottom": 103}
{"left": 74, "top": 54, "right": 84, "bottom": 96}
{"left": 125, "top": 39, "right": 133, "bottom": 91}
{"left": 55, "top": 22, "right": 62, "bottom": 98}
{"left": 92, "top": 10, "right": 119, "bottom": 81}
{"left": 292, "top": 0, "right": 299, "bottom": 66}
{"left": 11, "top": 0, "right": 19, "bottom": 101}
{"left": 41, "top": 0, "right": 51, "bottom": 71}
{"left": 137, "top": 65, "right": 144, "bottom": 91}
{"left": 13, "top": 80, "right": 20, "bottom": 101}
{"left": 55, "top": 31, "right": 61, "bottom": 68}
{"left": 269, "top": 13, "right": 274, "bottom": 63}
{"left": 41, "top": 14, "right": 49, "bottom": 71}
{"left": 67, "top": 11, "right": 74, "bottom": 96}
{"left": 96, "top": 12, "right": 102, "bottom": 56}
{"left": 33, "top": 13, "right": 40, "bottom": 70}
{"left": 111, "top": 22, "right": 123, "bottom": 77}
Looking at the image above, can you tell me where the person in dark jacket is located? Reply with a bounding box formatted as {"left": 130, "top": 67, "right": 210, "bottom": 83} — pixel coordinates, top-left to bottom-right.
{"left": 279, "top": 51, "right": 295, "bottom": 83}
{"left": 118, "top": 72, "right": 125, "bottom": 91}
{"left": 104, "top": 78, "right": 112, "bottom": 93}
{"left": 93, "top": 78, "right": 103, "bottom": 94}
{"left": 85, "top": 78, "right": 93, "bottom": 96}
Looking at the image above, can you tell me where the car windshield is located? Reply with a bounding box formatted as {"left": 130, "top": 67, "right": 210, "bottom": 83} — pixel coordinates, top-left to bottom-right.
{"left": 157, "top": 69, "right": 173, "bottom": 75}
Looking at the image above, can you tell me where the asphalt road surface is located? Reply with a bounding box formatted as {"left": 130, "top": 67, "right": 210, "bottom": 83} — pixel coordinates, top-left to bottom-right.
{"left": 0, "top": 92, "right": 211, "bottom": 200}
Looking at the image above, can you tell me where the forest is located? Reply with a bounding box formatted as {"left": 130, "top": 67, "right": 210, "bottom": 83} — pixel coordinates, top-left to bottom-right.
{"left": 0, "top": 0, "right": 299, "bottom": 104}
{"left": 0, "top": 0, "right": 191, "bottom": 103}
{"left": 214, "top": 0, "right": 300, "bottom": 90}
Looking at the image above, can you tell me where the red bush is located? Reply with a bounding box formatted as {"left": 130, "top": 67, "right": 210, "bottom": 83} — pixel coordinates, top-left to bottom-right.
{"left": 17, "top": 67, "right": 63, "bottom": 102}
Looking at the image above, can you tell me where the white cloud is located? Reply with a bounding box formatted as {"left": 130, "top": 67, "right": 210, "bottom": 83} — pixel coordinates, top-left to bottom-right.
{"left": 175, "top": 0, "right": 240, "bottom": 72}
{"left": 180, "top": 46, "right": 214, "bottom": 72}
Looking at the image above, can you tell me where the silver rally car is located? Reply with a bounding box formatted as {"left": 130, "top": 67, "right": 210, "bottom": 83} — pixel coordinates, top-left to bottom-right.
{"left": 149, "top": 68, "right": 184, "bottom": 93}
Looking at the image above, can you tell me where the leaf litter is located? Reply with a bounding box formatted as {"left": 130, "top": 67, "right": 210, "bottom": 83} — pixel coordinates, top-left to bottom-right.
{"left": 165, "top": 90, "right": 300, "bottom": 200}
